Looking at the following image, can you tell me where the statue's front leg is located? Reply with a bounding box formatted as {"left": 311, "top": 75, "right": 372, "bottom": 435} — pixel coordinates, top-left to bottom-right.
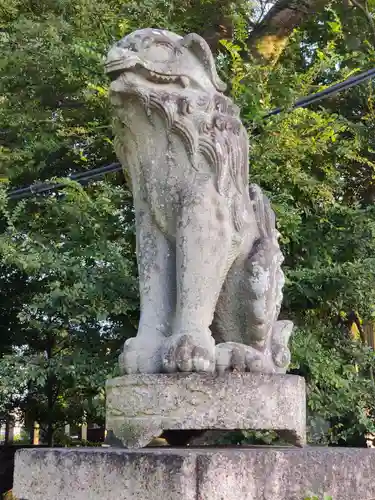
{"left": 162, "top": 189, "right": 234, "bottom": 373}
{"left": 119, "top": 201, "right": 175, "bottom": 374}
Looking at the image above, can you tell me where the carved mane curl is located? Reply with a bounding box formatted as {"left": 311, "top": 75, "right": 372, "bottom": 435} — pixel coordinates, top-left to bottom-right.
{"left": 113, "top": 83, "right": 250, "bottom": 232}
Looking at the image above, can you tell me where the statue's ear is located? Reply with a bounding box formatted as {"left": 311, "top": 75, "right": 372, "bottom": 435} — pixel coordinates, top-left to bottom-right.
{"left": 181, "top": 33, "right": 227, "bottom": 92}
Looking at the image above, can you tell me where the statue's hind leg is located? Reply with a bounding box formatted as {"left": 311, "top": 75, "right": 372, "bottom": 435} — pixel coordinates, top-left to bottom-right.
{"left": 119, "top": 200, "right": 175, "bottom": 374}
{"left": 211, "top": 185, "right": 293, "bottom": 374}
{"left": 162, "top": 187, "right": 235, "bottom": 373}
{"left": 212, "top": 250, "right": 292, "bottom": 374}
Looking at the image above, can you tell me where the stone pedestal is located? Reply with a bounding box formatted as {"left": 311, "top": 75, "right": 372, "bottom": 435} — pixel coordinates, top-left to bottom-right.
{"left": 106, "top": 373, "right": 306, "bottom": 448}
{"left": 13, "top": 446, "right": 375, "bottom": 500}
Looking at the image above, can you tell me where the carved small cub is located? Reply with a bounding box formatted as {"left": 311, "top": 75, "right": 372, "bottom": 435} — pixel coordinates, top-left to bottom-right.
{"left": 105, "top": 28, "right": 292, "bottom": 374}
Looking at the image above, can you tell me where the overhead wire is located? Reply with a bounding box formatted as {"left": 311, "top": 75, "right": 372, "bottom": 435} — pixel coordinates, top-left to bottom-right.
{"left": 6, "top": 65, "right": 375, "bottom": 201}
{"left": 8, "top": 162, "right": 122, "bottom": 200}
{"left": 264, "top": 66, "right": 375, "bottom": 118}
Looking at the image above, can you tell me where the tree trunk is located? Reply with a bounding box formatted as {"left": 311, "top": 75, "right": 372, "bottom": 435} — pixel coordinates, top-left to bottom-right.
{"left": 200, "top": 0, "right": 239, "bottom": 53}
{"left": 4, "top": 419, "right": 13, "bottom": 445}
{"left": 45, "top": 335, "right": 56, "bottom": 447}
{"left": 46, "top": 376, "right": 56, "bottom": 447}
{"left": 247, "top": 0, "right": 331, "bottom": 64}
{"left": 200, "top": 0, "right": 330, "bottom": 62}
{"left": 46, "top": 420, "right": 54, "bottom": 447}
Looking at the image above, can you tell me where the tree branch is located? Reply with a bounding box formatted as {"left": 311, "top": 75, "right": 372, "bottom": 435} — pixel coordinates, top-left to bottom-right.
{"left": 255, "top": 0, "right": 271, "bottom": 24}
{"left": 247, "top": 0, "right": 331, "bottom": 64}
{"left": 350, "top": 0, "right": 375, "bottom": 46}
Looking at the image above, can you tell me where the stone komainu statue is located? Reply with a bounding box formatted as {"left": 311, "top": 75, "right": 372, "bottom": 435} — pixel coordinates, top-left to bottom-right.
{"left": 105, "top": 28, "right": 293, "bottom": 374}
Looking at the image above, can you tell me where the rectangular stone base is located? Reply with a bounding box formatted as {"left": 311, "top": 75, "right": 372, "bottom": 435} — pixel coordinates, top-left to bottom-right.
{"left": 13, "top": 447, "right": 375, "bottom": 500}
{"left": 106, "top": 373, "right": 306, "bottom": 447}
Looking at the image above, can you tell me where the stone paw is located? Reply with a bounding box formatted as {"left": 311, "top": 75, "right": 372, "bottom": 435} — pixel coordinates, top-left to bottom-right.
{"left": 119, "top": 336, "right": 163, "bottom": 374}
{"left": 215, "top": 342, "right": 275, "bottom": 374}
{"left": 161, "top": 333, "right": 215, "bottom": 373}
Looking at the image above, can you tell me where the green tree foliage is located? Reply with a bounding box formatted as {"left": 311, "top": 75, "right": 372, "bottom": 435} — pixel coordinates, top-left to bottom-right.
{"left": 242, "top": 2, "right": 375, "bottom": 443}
{"left": 2, "top": 0, "right": 375, "bottom": 445}
{"left": 0, "top": 0, "right": 243, "bottom": 443}
{"left": 0, "top": 182, "right": 138, "bottom": 442}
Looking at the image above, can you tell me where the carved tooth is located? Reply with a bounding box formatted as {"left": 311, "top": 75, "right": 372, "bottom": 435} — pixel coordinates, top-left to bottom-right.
{"left": 180, "top": 76, "right": 189, "bottom": 87}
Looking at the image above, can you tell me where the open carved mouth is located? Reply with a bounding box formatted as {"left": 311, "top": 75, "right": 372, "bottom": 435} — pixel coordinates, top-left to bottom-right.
{"left": 105, "top": 59, "right": 187, "bottom": 86}
{"left": 104, "top": 55, "right": 143, "bottom": 78}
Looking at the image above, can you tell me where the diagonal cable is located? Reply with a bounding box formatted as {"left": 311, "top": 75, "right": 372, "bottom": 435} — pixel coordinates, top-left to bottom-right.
{"left": 6, "top": 65, "right": 375, "bottom": 201}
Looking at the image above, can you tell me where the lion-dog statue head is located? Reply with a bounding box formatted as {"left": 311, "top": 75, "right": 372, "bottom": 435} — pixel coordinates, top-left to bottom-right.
{"left": 105, "top": 28, "right": 250, "bottom": 233}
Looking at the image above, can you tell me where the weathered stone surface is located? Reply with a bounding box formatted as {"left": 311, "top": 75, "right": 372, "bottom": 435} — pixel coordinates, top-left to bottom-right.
{"left": 197, "top": 447, "right": 375, "bottom": 499}
{"left": 13, "top": 448, "right": 196, "bottom": 500}
{"left": 14, "top": 446, "right": 375, "bottom": 500}
{"left": 104, "top": 28, "right": 293, "bottom": 375}
{"left": 106, "top": 373, "right": 306, "bottom": 448}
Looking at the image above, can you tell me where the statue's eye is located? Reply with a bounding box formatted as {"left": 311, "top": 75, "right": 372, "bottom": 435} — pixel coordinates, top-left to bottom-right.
{"left": 117, "top": 40, "right": 139, "bottom": 52}
{"left": 143, "top": 37, "right": 152, "bottom": 49}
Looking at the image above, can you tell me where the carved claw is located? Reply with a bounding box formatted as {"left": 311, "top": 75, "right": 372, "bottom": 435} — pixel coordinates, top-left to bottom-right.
{"left": 213, "top": 320, "right": 292, "bottom": 375}
{"left": 161, "top": 333, "right": 215, "bottom": 373}
{"left": 119, "top": 336, "right": 163, "bottom": 374}
{"left": 215, "top": 340, "right": 292, "bottom": 374}
{"left": 215, "top": 342, "right": 270, "bottom": 374}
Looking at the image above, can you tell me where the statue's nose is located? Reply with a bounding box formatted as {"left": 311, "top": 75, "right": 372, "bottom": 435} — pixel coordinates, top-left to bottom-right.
{"left": 106, "top": 45, "right": 128, "bottom": 61}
